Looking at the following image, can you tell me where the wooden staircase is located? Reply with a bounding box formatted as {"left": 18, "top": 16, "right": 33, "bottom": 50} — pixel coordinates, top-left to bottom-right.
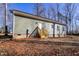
{"left": 29, "top": 26, "right": 48, "bottom": 39}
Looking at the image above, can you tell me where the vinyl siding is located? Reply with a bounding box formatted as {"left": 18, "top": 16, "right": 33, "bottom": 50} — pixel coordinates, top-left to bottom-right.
{"left": 13, "top": 15, "right": 66, "bottom": 39}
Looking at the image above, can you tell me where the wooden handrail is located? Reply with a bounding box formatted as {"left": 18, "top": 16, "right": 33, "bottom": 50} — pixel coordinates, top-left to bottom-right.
{"left": 29, "top": 26, "right": 38, "bottom": 37}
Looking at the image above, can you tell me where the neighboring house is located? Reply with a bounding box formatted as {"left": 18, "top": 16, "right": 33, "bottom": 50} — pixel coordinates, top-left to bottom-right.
{"left": 11, "top": 10, "right": 66, "bottom": 39}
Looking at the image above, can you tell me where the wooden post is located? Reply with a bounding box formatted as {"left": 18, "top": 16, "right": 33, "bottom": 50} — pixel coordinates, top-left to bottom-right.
{"left": 26, "top": 29, "right": 29, "bottom": 38}
{"left": 53, "top": 23, "right": 55, "bottom": 37}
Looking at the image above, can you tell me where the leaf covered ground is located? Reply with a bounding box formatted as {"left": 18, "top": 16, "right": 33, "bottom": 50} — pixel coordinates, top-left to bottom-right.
{"left": 0, "top": 37, "right": 79, "bottom": 56}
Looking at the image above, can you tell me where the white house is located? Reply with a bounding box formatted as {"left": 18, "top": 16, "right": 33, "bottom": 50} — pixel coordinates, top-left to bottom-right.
{"left": 11, "top": 10, "right": 66, "bottom": 39}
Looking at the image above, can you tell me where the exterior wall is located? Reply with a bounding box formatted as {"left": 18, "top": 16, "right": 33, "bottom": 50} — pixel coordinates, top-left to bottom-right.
{"left": 60, "top": 25, "right": 66, "bottom": 37}
{"left": 13, "top": 15, "right": 66, "bottom": 39}
{"left": 13, "top": 16, "right": 32, "bottom": 39}
{"left": 55, "top": 24, "right": 59, "bottom": 37}
{"left": 13, "top": 15, "right": 54, "bottom": 39}
{"left": 55, "top": 24, "right": 66, "bottom": 37}
{"left": 45, "top": 23, "right": 53, "bottom": 37}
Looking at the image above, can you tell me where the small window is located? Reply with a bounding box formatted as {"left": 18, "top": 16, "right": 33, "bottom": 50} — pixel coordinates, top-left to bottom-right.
{"left": 51, "top": 25, "right": 54, "bottom": 28}
{"left": 35, "top": 22, "right": 38, "bottom": 24}
{"left": 57, "top": 26, "right": 60, "bottom": 31}
{"left": 63, "top": 26, "right": 65, "bottom": 31}
{"left": 42, "top": 23, "right": 46, "bottom": 28}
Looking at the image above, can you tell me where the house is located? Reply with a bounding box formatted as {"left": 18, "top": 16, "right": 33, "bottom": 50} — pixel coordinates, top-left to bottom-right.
{"left": 11, "top": 10, "right": 66, "bottom": 39}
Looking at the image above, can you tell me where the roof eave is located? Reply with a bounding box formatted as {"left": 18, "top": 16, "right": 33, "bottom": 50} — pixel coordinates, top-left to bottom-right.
{"left": 11, "top": 10, "right": 66, "bottom": 26}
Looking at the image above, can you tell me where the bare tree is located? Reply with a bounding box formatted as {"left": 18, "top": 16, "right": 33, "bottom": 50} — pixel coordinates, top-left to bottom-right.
{"left": 56, "top": 3, "right": 60, "bottom": 22}
{"left": 64, "top": 3, "right": 77, "bottom": 34}
{"left": 33, "top": 3, "right": 46, "bottom": 18}
{"left": 75, "top": 14, "right": 79, "bottom": 34}
{"left": 47, "top": 5, "right": 56, "bottom": 20}
{"left": 47, "top": 7, "right": 51, "bottom": 19}
{"left": 0, "top": 3, "right": 9, "bottom": 36}
{"left": 7, "top": 9, "right": 13, "bottom": 33}
{"left": 0, "top": 3, "right": 6, "bottom": 33}
{"left": 47, "top": 4, "right": 60, "bottom": 22}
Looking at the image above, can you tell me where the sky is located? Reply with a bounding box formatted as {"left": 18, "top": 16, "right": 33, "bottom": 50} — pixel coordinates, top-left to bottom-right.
{"left": 8, "top": 3, "right": 64, "bottom": 14}
{"left": 0, "top": 3, "right": 79, "bottom": 32}
{"left": 8, "top": 3, "right": 79, "bottom": 29}
{"left": 8, "top": 3, "right": 36, "bottom": 14}
{"left": 0, "top": 3, "right": 35, "bottom": 28}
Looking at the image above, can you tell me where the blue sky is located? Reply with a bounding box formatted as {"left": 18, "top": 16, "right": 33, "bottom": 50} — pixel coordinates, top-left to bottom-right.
{"left": 8, "top": 3, "right": 79, "bottom": 32}
{"left": 8, "top": 3, "right": 34, "bottom": 14}
{"left": 0, "top": 3, "right": 79, "bottom": 31}
{"left": 8, "top": 3, "right": 64, "bottom": 14}
{"left": 7, "top": 3, "right": 79, "bottom": 25}
{"left": 0, "top": 3, "right": 35, "bottom": 28}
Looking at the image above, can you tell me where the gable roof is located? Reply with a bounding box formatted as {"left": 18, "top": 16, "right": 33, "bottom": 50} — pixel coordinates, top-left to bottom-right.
{"left": 10, "top": 10, "right": 66, "bottom": 26}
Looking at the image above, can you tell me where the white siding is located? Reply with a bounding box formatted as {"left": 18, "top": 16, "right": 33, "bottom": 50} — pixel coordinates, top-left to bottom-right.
{"left": 46, "top": 23, "right": 53, "bottom": 37}
{"left": 13, "top": 15, "right": 66, "bottom": 39}
{"left": 55, "top": 24, "right": 59, "bottom": 37}
{"left": 13, "top": 16, "right": 33, "bottom": 38}
{"left": 55, "top": 24, "right": 66, "bottom": 37}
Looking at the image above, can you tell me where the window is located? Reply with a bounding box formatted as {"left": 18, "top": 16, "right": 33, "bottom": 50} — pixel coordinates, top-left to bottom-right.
{"left": 51, "top": 24, "right": 54, "bottom": 28}
{"left": 42, "top": 23, "right": 46, "bottom": 28}
{"left": 35, "top": 22, "right": 38, "bottom": 24}
{"left": 63, "top": 26, "right": 65, "bottom": 31}
{"left": 57, "top": 26, "right": 60, "bottom": 31}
